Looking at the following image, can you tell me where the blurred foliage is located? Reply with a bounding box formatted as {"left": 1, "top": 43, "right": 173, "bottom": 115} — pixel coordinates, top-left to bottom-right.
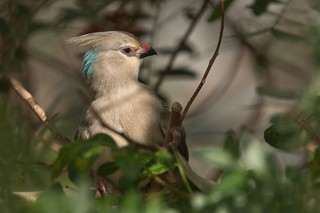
{"left": 1, "top": 0, "right": 320, "bottom": 213}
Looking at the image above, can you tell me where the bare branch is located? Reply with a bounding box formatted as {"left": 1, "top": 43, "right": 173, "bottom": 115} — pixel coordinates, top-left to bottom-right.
{"left": 153, "top": 0, "right": 210, "bottom": 92}
{"left": 180, "top": 0, "right": 225, "bottom": 122}
{"left": 163, "top": 102, "right": 183, "bottom": 146}
{"left": 9, "top": 76, "right": 70, "bottom": 144}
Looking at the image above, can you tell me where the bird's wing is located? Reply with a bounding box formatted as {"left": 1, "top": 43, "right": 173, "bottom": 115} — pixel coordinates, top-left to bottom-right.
{"left": 74, "top": 122, "right": 90, "bottom": 140}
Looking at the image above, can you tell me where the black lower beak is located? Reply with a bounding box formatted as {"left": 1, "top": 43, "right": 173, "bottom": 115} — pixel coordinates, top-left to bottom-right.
{"left": 140, "top": 47, "right": 157, "bottom": 59}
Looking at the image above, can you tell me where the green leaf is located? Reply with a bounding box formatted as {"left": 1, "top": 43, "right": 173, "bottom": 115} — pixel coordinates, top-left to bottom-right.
{"left": 264, "top": 116, "right": 304, "bottom": 150}
{"left": 208, "top": 0, "right": 234, "bottom": 22}
{"left": 311, "top": 148, "right": 320, "bottom": 181}
{"left": 249, "top": 0, "right": 282, "bottom": 16}
{"left": 57, "top": 8, "right": 86, "bottom": 24}
{"left": 0, "top": 78, "right": 10, "bottom": 93}
{"left": 112, "top": 146, "right": 144, "bottom": 186}
{"left": 28, "top": 21, "right": 53, "bottom": 34}
{"left": 97, "top": 162, "right": 119, "bottom": 177}
{"left": 223, "top": 130, "right": 239, "bottom": 159}
{"left": 213, "top": 171, "right": 247, "bottom": 196}
{"left": 307, "top": 0, "right": 320, "bottom": 12}
{"left": 195, "top": 148, "right": 240, "bottom": 171}
{"left": 156, "top": 68, "right": 197, "bottom": 79}
{"left": 184, "top": 7, "right": 197, "bottom": 20}
{"left": 271, "top": 28, "right": 304, "bottom": 40}
{"left": 51, "top": 134, "right": 115, "bottom": 180}
{"left": 256, "top": 86, "right": 299, "bottom": 100}
{"left": 241, "top": 131, "right": 278, "bottom": 178}
{"left": 175, "top": 151, "right": 215, "bottom": 192}
{"left": 150, "top": 151, "right": 175, "bottom": 173}
{"left": 0, "top": 16, "right": 9, "bottom": 34}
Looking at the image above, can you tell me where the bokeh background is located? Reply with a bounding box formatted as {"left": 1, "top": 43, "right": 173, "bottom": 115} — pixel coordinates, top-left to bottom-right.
{"left": 1, "top": 0, "right": 318, "bottom": 182}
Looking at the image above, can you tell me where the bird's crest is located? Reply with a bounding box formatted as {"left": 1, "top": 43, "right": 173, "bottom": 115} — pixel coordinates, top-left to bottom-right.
{"left": 66, "top": 31, "right": 139, "bottom": 49}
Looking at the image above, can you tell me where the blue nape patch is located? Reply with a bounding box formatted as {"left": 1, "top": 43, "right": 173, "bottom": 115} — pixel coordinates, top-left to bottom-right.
{"left": 83, "top": 49, "right": 98, "bottom": 77}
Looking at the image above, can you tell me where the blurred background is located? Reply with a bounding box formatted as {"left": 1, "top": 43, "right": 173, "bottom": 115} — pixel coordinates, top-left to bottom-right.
{"left": 0, "top": 0, "right": 318, "bottom": 179}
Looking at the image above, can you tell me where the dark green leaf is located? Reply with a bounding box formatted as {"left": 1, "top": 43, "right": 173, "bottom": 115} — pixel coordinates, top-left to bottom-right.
{"left": 195, "top": 148, "right": 240, "bottom": 171}
{"left": 208, "top": 0, "right": 234, "bottom": 22}
{"left": 51, "top": 134, "right": 115, "bottom": 179}
{"left": 223, "top": 130, "right": 239, "bottom": 159}
{"left": 28, "top": 21, "right": 53, "bottom": 34}
{"left": 57, "top": 8, "right": 86, "bottom": 24}
{"left": 0, "top": 78, "right": 11, "bottom": 93}
{"left": 175, "top": 151, "right": 215, "bottom": 192}
{"left": 184, "top": 7, "right": 197, "bottom": 20}
{"left": 264, "top": 117, "right": 304, "bottom": 150}
{"left": 0, "top": 17, "right": 9, "bottom": 34}
{"left": 156, "top": 68, "right": 197, "bottom": 79}
{"left": 271, "top": 28, "right": 304, "bottom": 40}
{"left": 214, "top": 171, "right": 247, "bottom": 195}
{"left": 97, "top": 162, "right": 119, "bottom": 177}
{"left": 307, "top": 0, "right": 320, "bottom": 12}
{"left": 256, "top": 86, "right": 299, "bottom": 100}
{"left": 311, "top": 148, "right": 320, "bottom": 181}
{"left": 248, "top": 0, "right": 282, "bottom": 16}
{"left": 112, "top": 146, "right": 144, "bottom": 185}
{"left": 241, "top": 131, "right": 278, "bottom": 178}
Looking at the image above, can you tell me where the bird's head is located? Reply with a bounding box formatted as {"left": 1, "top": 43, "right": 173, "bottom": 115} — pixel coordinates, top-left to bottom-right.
{"left": 67, "top": 31, "right": 157, "bottom": 80}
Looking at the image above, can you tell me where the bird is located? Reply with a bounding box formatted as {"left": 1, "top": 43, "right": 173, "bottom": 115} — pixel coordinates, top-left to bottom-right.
{"left": 67, "top": 31, "right": 188, "bottom": 189}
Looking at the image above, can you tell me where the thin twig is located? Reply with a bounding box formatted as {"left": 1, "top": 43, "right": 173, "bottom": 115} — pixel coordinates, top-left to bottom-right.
{"left": 180, "top": 0, "right": 225, "bottom": 122}
{"left": 9, "top": 76, "right": 70, "bottom": 144}
{"left": 153, "top": 0, "right": 210, "bottom": 92}
{"left": 296, "top": 116, "right": 320, "bottom": 146}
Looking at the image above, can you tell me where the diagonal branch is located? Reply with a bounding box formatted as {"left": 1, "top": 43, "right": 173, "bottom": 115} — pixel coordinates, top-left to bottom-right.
{"left": 153, "top": 0, "right": 210, "bottom": 92}
{"left": 180, "top": 0, "right": 225, "bottom": 122}
{"left": 9, "top": 76, "right": 70, "bottom": 144}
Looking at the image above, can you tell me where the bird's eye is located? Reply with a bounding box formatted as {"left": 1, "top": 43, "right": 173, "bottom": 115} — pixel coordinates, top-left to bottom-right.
{"left": 121, "top": 47, "right": 134, "bottom": 56}
{"left": 124, "top": 48, "right": 131, "bottom": 53}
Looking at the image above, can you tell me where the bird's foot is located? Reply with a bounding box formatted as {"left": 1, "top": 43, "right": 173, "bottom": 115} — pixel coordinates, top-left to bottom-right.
{"left": 96, "top": 177, "right": 114, "bottom": 197}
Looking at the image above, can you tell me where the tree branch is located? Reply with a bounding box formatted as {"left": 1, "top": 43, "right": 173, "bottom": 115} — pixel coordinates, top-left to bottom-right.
{"left": 153, "top": 0, "right": 210, "bottom": 92}
{"left": 180, "top": 0, "right": 225, "bottom": 122}
{"left": 9, "top": 76, "right": 70, "bottom": 144}
{"left": 163, "top": 102, "right": 183, "bottom": 146}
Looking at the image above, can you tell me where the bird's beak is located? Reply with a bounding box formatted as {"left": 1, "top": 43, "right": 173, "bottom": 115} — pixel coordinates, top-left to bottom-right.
{"left": 138, "top": 41, "right": 157, "bottom": 59}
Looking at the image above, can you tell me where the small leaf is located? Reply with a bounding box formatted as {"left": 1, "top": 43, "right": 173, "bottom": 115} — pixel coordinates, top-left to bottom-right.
{"left": 184, "top": 7, "right": 197, "bottom": 20}
{"left": 0, "top": 16, "right": 9, "bottom": 34}
{"left": 208, "top": 0, "right": 234, "bottom": 22}
{"left": 264, "top": 117, "right": 304, "bottom": 150}
{"left": 307, "top": 0, "right": 320, "bottom": 12}
{"left": 256, "top": 86, "right": 299, "bottom": 100}
{"left": 248, "top": 0, "right": 282, "bottom": 16}
{"left": 223, "top": 130, "right": 239, "bottom": 159}
{"left": 271, "top": 28, "right": 304, "bottom": 40}
{"left": 0, "top": 78, "right": 10, "bottom": 93}
{"left": 97, "top": 162, "right": 119, "bottom": 177}
{"left": 156, "top": 68, "right": 197, "bottom": 79}
{"left": 213, "top": 171, "right": 247, "bottom": 195}
{"left": 28, "top": 21, "right": 53, "bottom": 34}
{"left": 195, "top": 148, "right": 239, "bottom": 171}
{"left": 51, "top": 134, "right": 115, "bottom": 179}
{"left": 175, "top": 151, "right": 215, "bottom": 192}
{"left": 57, "top": 8, "right": 86, "bottom": 24}
{"left": 311, "top": 148, "right": 320, "bottom": 181}
{"left": 241, "top": 131, "right": 278, "bottom": 178}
